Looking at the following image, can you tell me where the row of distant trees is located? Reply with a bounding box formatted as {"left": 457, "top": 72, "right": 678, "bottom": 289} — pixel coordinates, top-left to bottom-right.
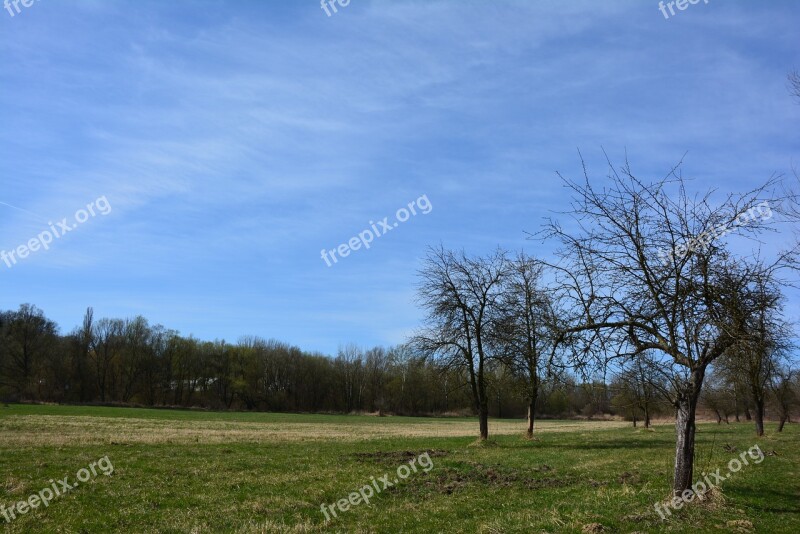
{"left": 0, "top": 303, "right": 664, "bottom": 418}
{"left": 0, "top": 304, "right": 453, "bottom": 414}
{"left": 1, "top": 302, "right": 795, "bottom": 428}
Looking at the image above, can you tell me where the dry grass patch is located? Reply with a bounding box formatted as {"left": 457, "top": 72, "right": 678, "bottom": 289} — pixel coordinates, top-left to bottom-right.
{"left": 0, "top": 415, "right": 627, "bottom": 447}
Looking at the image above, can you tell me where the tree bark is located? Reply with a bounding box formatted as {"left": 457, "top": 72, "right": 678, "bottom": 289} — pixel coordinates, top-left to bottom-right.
{"left": 673, "top": 368, "right": 705, "bottom": 496}
{"left": 753, "top": 398, "right": 765, "bottom": 437}
{"left": 777, "top": 416, "right": 787, "bottom": 432}
{"left": 479, "top": 399, "right": 489, "bottom": 440}
{"left": 526, "top": 396, "right": 537, "bottom": 438}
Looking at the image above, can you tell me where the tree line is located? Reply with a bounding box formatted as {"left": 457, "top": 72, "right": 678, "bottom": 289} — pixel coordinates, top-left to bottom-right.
{"left": 0, "top": 303, "right": 669, "bottom": 419}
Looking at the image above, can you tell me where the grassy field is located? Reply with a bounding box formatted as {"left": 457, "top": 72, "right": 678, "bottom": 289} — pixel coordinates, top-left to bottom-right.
{"left": 0, "top": 405, "right": 797, "bottom": 533}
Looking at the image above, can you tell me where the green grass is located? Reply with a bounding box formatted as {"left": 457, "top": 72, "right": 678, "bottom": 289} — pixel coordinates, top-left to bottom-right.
{"left": 0, "top": 404, "right": 797, "bottom": 533}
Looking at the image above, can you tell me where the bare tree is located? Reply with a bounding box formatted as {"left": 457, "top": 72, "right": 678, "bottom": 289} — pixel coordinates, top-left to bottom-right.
{"left": 0, "top": 304, "right": 58, "bottom": 399}
{"left": 612, "top": 353, "right": 669, "bottom": 428}
{"left": 716, "top": 362, "right": 752, "bottom": 422}
{"left": 365, "top": 347, "right": 391, "bottom": 415}
{"left": 90, "top": 318, "right": 124, "bottom": 402}
{"left": 541, "top": 154, "right": 799, "bottom": 496}
{"left": 336, "top": 344, "right": 366, "bottom": 413}
{"left": 701, "top": 373, "right": 736, "bottom": 424}
{"left": 414, "top": 246, "right": 508, "bottom": 440}
{"left": 73, "top": 307, "right": 94, "bottom": 402}
{"left": 719, "top": 278, "right": 791, "bottom": 436}
{"left": 770, "top": 365, "right": 798, "bottom": 432}
{"left": 120, "top": 316, "right": 152, "bottom": 403}
{"left": 494, "top": 253, "right": 560, "bottom": 437}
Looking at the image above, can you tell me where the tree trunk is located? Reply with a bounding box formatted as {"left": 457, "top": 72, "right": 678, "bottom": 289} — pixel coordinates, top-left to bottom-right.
{"left": 467, "top": 358, "right": 484, "bottom": 440}
{"left": 753, "top": 398, "right": 765, "bottom": 437}
{"left": 777, "top": 416, "right": 787, "bottom": 432}
{"left": 476, "top": 348, "right": 489, "bottom": 440}
{"left": 644, "top": 406, "right": 651, "bottom": 428}
{"left": 673, "top": 368, "right": 705, "bottom": 496}
{"left": 526, "top": 397, "right": 537, "bottom": 438}
{"left": 479, "top": 400, "right": 489, "bottom": 440}
{"left": 497, "top": 390, "right": 502, "bottom": 419}
{"left": 744, "top": 406, "right": 752, "bottom": 421}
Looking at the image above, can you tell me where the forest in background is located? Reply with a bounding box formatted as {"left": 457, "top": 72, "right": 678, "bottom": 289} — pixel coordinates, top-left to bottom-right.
{"left": 1, "top": 303, "right": 795, "bottom": 425}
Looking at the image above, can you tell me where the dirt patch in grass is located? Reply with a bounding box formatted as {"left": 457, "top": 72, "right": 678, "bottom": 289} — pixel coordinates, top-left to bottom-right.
{"left": 396, "top": 462, "right": 647, "bottom": 496}
{"left": 350, "top": 449, "right": 449, "bottom": 463}
{"left": 400, "top": 462, "right": 577, "bottom": 495}
{"left": 617, "top": 471, "right": 642, "bottom": 484}
{"left": 2, "top": 475, "right": 28, "bottom": 496}
{"left": 725, "top": 519, "right": 754, "bottom": 532}
{"left": 621, "top": 513, "right": 649, "bottom": 522}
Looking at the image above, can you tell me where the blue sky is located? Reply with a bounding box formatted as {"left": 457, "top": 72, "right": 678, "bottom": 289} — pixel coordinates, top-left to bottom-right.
{"left": 1, "top": 0, "right": 798, "bottom": 355}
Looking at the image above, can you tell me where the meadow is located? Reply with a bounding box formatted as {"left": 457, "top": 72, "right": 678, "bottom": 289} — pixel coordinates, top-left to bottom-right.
{"left": 0, "top": 405, "right": 797, "bottom": 533}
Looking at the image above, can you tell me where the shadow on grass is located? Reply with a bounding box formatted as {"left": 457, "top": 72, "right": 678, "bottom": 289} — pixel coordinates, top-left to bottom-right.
{"left": 729, "top": 486, "right": 800, "bottom": 515}
{"left": 544, "top": 438, "right": 672, "bottom": 451}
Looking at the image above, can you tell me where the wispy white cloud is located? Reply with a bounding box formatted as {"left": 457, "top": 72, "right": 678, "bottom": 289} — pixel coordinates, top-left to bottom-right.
{"left": 0, "top": 0, "right": 797, "bottom": 351}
